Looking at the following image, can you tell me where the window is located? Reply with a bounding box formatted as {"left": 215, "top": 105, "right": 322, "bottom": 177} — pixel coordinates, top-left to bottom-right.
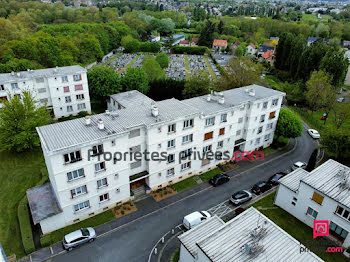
{"left": 335, "top": 206, "right": 350, "bottom": 221}
{"left": 167, "top": 139, "right": 175, "bottom": 148}
{"left": 205, "top": 117, "right": 215, "bottom": 126}
{"left": 217, "top": 141, "right": 223, "bottom": 148}
{"left": 65, "top": 96, "right": 71, "bottom": 103}
{"left": 238, "top": 117, "right": 243, "bottom": 123}
{"left": 180, "top": 148, "right": 192, "bottom": 159}
{"left": 71, "top": 185, "right": 87, "bottom": 198}
{"left": 38, "top": 88, "right": 46, "bottom": 93}
{"left": 40, "top": 98, "right": 48, "bottom": 104}
{"left": 99, "top": 193, "right": 109, "bottom": 202}
{"left": 0, "top": 85, "right": 4, "bottom": 91}
{"left": 11, "top": 83, "right": 18, "bottom": 89}
{"left": 236, "top": 130, "right": 241, "bottom": 136}
{"left": 221, "top": 114, "right": 227, "bottom": 122}
{"left": 78, "top": 103, "right": 86, "bottom": 110}
{"left": 67, "top": 105, "right": 73, "bottom": 112}
{"left": 181, "top": 162, "right": 191, "bottom": 171}
{"left": 64, "top": 151, "right": 82, "bottom": 164}
{"left": 260, "top": 115, "right": 265, "bottom": 123}
{"left": 63, "top": 86, "right": 70, "bottom": 93}
{"left": 306, "top": 207, "right": 318, "bottom": 219}
{"left": 264, "top": 134, "right": 271, "bottom": 141}
{"left": 129, "top": 129, "right": 140, "bottom": 138}
{"left": 76, "top": 94, "right": 85, "bottom": 100}
{"left": 257, "top": 126, "right": 263, "bottom": 134}
{"left": 73, "top": 74, "right": 82, "bottom": 81}
{"left": 167, "top": 168, "right": 175, "bottom": 177}
{"left": 263, "top": 102, "right": 268, "bottom": 109}
{"left": 311, "top": 191, "right": 324, "bottom": 205}
{"left": 67, "top": 168, "right": 84, "bottom": 181}
{"left": 92, "top": 144, "right": 103, "bottom": 156}
{"left": 62, "top": 76, "right": 68, "bottom": 83}
{"left": 182, "top": 134, "right": 193, "bottom": 144}
{"left": 272, "top": 99, "right": 278, "bottom": 106}
{"left": 255, "top": 138, "right": 261, "bottom": 145}
{"left": 204, "top": 131, "right": 213, "bottom": 141}
{"left": 267, "top": 123, "right": 273, "bottom": 130}
{"left": 203, "top": 145, "right": 212, "bottom": 153}
{"left": 219, "top": 128, "right": 225, "bottom": 136}
{"left": 269, "top": 111, "right": 276, "bottom": 119}
{"left": 167, "top": 154, "right": 175, "bottom": 163}
{"left": 330, "top": 222, "right": 349, "bottom": 240}
{"left": 168, "top": 124, "right": 176, "bottom": 133}
{"left": 75, "top": 84, "right": 83, "bottom": 91}
{"left": 74, "top": 200, "right": 89, "bottom": 212}
{"left": 97, "top": 178, "right": 108, "bottom": 188}
{"left": 95, "top": 162, "right": 106, "bottom": 172}
{"left": 183, "top": 119, "right": 194, "bottom": 128}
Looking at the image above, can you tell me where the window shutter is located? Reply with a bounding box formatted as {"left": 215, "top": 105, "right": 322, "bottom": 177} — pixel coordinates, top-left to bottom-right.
{"left": 312, "top": 192, "right": 324, "bottom": 205}
{"left": 219, "top": 128, "right": 225, "bottom": 135}
{"left": 71, "top": 190, "right": 74, "bottom": 199}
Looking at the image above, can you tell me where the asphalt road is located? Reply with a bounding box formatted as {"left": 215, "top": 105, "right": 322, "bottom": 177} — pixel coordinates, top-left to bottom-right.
{"left": 49, "top": 128, "right": 317, "bottom": 262}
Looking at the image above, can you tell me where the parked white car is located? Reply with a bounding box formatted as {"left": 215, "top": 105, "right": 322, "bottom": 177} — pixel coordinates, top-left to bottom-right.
{"left": 291, "top": 161, "right": 307, "bottom": 171}
{"left": 308, "top": 129, "right": 320, "bottom": 139}
{"left": 183, "top": 211, "right": 211, "bottom": 230}
{"left": 337, "top": 97, "right": 345, "bottom": 103}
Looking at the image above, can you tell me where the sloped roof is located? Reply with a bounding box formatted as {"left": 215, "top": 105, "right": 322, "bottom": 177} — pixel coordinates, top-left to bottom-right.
{"left": 262, "top": 50, "right": 274, "bottom": 59}
{"left": 213, "top": 39, "right": 227, "bottom": 47}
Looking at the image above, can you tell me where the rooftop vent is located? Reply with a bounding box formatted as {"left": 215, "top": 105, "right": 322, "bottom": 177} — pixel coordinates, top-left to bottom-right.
{"left": 10, "top": 71, "right": 15, "bottom": 76}
{"left": 336, "top": 168, "right": 350, "bottom": 190}
{"left": 16, "top": 72, "right": 20, "bottom": 77}
{"left": 249, "top": 89, "right": 255, "bottom": 97}
{"left": 218, "top": 93, "right": 224, "bottom": 104}
{"left": 245, "top": 88, "right": 249, "bottom": 93}
{"left": 98, "top": 119, "right": 104, "bottom": 130}
{"left": 207, "top": 94, "right": 211, "bottom": 102}
{"left": 151, "top": 103, "right": 159, "bottom": 117}
{"left": 85, "top": 115, "right": 91, "bottom": 126}
{"left": 111, "top": 112, "right": 119, "bottom": 120}
{"left": 105, "top": 110, "right": 110, "bottom": 115}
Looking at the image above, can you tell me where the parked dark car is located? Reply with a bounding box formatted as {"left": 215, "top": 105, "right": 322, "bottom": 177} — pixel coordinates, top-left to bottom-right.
{"left": 230, "top": 190, "right": 252, "bottom": 205}
{"left": 209, "top": 173, "right": 230, "bottom": 186}
{"left": 268, "top": 172, "right": 287, "bottom": 186}
{"left": 251, "top": 181, "right": 272, "bottom": 194}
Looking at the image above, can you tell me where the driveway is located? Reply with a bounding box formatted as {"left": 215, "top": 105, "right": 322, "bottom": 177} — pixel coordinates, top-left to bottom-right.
{"left": 46, "top": 128, "right": 317, "bottom": 262}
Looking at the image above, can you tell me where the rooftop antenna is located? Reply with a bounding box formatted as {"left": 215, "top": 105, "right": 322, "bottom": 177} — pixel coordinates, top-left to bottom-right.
{"left": 336, "top": 168, "right": 350, "bottom": 190}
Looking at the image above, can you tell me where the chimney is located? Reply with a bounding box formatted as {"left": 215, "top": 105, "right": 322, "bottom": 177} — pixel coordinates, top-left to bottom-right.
{"left": 249, "top": 89, "right": 255, "bottom": 97}
{"left": 85, "top": 115, "right": 91, "bottom": 126}
{"left": 207, "top": 94, "right": 211, "bottom": 102}
{"left": 105, "top": 110, "right": 110, "bottom": 115}
{"left": 151, "top": 104, "right": 159, "bottom": 117}
{"left": 98, "top": 119, "right": 104, "bottom": 130}
{"left": 17, "top": 72, "right": 21, "bottom": 77}
{"left": 245, "top": 88, "right": 249, "bottom": 93}
{"left": 11, "top": 71, "right": 15, "bottom": 76}
{"left": 218, "top": 93, "right": 224, "bottom": 104}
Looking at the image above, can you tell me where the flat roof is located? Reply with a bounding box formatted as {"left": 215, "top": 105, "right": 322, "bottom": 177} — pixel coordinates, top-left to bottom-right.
{"left": 178, "top": 216, "right": 224, "bottom": 258}
{"left": 279, "top": 168, "right": 309, "bottom": 192}
{"left": 196, "top": 207, "right": 323, "bottom": 262}
{"left": 0, "top": 65, "right": 86, "bottom": 83}
{"left": 27, "top": 182, "right": 62, "bottom": 224}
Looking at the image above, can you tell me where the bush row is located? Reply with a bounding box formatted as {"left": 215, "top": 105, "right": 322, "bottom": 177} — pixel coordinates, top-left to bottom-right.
{"left": 18, "top": 196, "right": 35, "bottom": 254}
{"left": 172, "top": 46, "right": 208, "bottom": 55}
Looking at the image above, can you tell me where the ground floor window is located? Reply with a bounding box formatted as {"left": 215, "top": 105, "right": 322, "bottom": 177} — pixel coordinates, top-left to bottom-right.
{"left": 99, "top": 193, "right": 109, "bottom": 202}
{"left": 330, "top": 221, "right": 349, "bottom": 241}
{"left": 306, "top": 207, "right": 318, "bottom": 219}
{"left": 74, "top": 200, "right": 89, "bottom": 212}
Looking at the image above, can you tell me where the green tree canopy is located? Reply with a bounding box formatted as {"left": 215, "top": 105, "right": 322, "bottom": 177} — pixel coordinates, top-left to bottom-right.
{"left": 182, "top": 70, "right": 212, "bottom": 99}
{"left": 155, "top": 53, "right": 169, "bottom": 68}
{"left": 275, "top": 108, "right": 303, "bottom": 138}
{"left": 121, "top": 67, "right": 149, "bottom": 94}
{"left": 124, "top": 39, "right": 141, "bottom": 53}
{"left": 142, "top": 57, "right": 165, "bottom": 81}
{"left": 0, "top": 91, "right": 51, "bottom": 152}
{"left": 87, "top": 66, "right": 122, "bottom": 100}
{"left": 321, "top": 127, "right": 350, "bottom": 163}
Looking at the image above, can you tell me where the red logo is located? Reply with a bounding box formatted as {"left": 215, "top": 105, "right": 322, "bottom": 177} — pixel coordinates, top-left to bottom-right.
{"left": 313, "top": 220, "right": 329, "bottom": 238}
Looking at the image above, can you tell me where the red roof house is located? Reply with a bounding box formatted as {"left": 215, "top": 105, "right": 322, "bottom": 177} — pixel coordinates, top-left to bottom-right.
{"left": 212, "top": 39, "right": 228, "bottom": 49}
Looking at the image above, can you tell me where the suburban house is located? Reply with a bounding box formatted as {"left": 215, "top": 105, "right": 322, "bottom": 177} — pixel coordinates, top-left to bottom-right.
{"left": 0, "top": 65, "right": 91, "bottom": 118}
{"left": 343, "top": 40, "right": 350, "bottom": 49}
{"left": 275, "top": 159, "right": 350, "bottom": 248}
{"left": 162, "top": 34, "right": 185, "bottom": 46}
{"left": 30, "top": 85, "right": 285, "bottom": 234}
{"left": 212, "top": 39, "right": 228, "bottom": 51}
{"left": 307, "top": 37, "right": 319, "bottom": 46}
{"left": 257, "top": 43, "right": 275, "bottom": 56}
{"left": 261, "top": 50, "right": 275, "bottom": 65}
{"left": 178, "top": 207, "right": 323, "bottom": 262}
{"left": 179, "top": 40, "right": 190, "bottom": 47}
{"left": 150, "top": 35, "right": 160, "bottom": 42}
{"left": 190, "top": 38, "right": 199, "bottom": 47}
{"left": 247, "top": 44, "right": 257, "bottom": 55}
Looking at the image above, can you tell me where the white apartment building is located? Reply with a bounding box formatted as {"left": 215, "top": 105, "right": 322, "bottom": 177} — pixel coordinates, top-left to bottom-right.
{"left": 0, "top": 65, "right": 91, "bottom": 118}
{"left": 178, "top": 207, "right": 323, "bottom": 262}
{"left": 29, "top": 85, "right": 284, "bottom": 234}
{"left": 275, "top": 159, "right": 350, "bottom": 247}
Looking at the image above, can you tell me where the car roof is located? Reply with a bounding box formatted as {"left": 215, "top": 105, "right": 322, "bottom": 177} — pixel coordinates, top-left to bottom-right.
{"left": 294, "top": 161, "right": 305, "bottom": 166}
{"left": 184, "top": 211, "right": 203, "bottom": 221}
{"left": 65, "top": 229, "right": 83, "bottom": 243}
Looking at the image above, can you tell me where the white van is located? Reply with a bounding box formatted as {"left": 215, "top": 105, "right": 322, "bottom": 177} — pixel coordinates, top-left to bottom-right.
{"left": 183, "top": 211, "right": 211, "bottom": 230}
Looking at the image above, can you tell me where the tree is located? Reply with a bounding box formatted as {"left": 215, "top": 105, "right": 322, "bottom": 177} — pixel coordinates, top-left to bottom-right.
{"left": 121, "top": 68, "right": 149, "bottom": 94}
{"left": 198, "top": 20, "right": 216, "bottom": 47}
{"left": 234, "top": 45, "right": 246, "bottom": 57}
{"left": 275, "top": 108, "right": 303, "bottom": 138}
{"left": 142, "top": 57, "right": 165, "bottom": 81}
{"left": 182, "top": 70, "right": 212, "bottom": 99}
{"left": 306, "top": 149, "right": 318, "bottom": 172}
{"left": 87, "top": 66, "right": 122, "bottom": 100}
{"left": 305, "top": 70, "right": 336, "bottom": 115}
{"left": 332, "top": 102, "right": 350, "bottom": 129}
{"left": 321, "top": 127, "right": 350, "bottom": 162}
{"left": 121, "top": 35, "right": 134, "bottom": 48}
{"left": 155, "top": 53, "right": 169, "bottom": 68}
{"left": 163, "top": 35, "right": 175, "bottom": 50}
{"left": 216, "top": 57, "right": 263, "bottom": 90}
{"left": 217, "top": 20, "right": 224, "bottom": 34}
{"left": 158, "top": 18, "right": 175, "bottom": 35}
{"left": 124, "top": 39, "right": 140, "bottom": 53}
{"left": 0, "top": 91, "right": 51, "bottom": 152}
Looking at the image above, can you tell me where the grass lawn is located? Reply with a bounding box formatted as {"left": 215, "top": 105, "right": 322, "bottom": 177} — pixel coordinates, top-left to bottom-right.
{"left": 172, "top": 248, "right": 180, "bottom": 262}
{"left": 264, "top": 75, "right": 283, "bottom": 91}
{"left": 184, "top": 55, "right": 190, "bottom": 80}
{"left": 203, "top": 56, "right": 217, "bottom": 80}
{"left": 262, "top": 146, "right": 277, "bottom": 156}
{"left": 199, "top": 168, "right": 221, "bottom": 182}
{"left": 40, "top": 209, "right": 115, "bottom": 246}
{"left": 251, "top": 193, "right": 348, "bottom": 262}
{"left": 171, "top": 177, "right": 198, "bottom": 192}
{"left": 0, "top": 149, "right": 46, "bottom": 258}
{"left": 302, "top": 14, "right": 318, "bottom": 21}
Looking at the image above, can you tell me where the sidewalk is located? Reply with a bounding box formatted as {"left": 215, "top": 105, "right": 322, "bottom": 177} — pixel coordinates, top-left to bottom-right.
{"left": 19, "top": 139, "right": 296, "bottom": 262}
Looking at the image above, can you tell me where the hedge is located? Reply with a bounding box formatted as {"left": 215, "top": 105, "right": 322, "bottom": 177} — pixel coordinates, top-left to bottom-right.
{"left": 18, "top": 196, "right": 35, "bottom": 254}
{"left": 172, "top": 46, "right": 208, "bottom": 55}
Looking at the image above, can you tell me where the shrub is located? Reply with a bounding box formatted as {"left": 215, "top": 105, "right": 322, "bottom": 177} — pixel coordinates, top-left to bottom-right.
{"left": 172, "top": 46, "right": 208, "bottom": 55}
{"left": 77, "top": 111, "right": 89, "bottom": 117}
{"left": 18, "top": 196, "right": 35, "bottom": 254}
{"left": 40, "top": 234, "right": 52, "bottom": 247}
{"left": 121, "top": 210, "right": 125, "bottom": 215}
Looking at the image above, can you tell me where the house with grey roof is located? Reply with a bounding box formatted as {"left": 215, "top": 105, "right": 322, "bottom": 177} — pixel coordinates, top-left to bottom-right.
{"left": 32, "top": 85, "right": 284, "bottom": 233}
{"left": 0, "top": 65, "right": 91, "bottom": 118}
{"left": 275, "top": 159, "right": 350, "bottom": 248}
{"left": 178, "top": 207, "right": 323, "bottom": 262}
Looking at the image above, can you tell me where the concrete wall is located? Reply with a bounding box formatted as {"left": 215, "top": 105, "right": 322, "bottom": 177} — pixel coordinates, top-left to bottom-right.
{"left": 179, "top": 245, "right": 195, "bottom": 262}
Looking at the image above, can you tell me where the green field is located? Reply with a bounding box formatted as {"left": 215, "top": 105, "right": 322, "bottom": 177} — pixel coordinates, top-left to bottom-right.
{"left": 0, "top": 149, "right": 46, "bottom": 258}
{"left": 302, "top": 14, "right": 333, "bottom": 22}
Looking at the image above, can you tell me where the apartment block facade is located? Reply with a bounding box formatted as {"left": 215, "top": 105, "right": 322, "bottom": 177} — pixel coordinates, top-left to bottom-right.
{"left": 0, "top": 65, "right": 91, "bottom": 118}
{"left": 32, "top": 85, "right": 285, "bottom": 234}
{"left": 275, "top": 159, "right": 350, "bottom": 247}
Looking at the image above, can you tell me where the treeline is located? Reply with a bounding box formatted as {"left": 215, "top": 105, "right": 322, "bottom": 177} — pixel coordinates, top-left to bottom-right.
{"left": 274, "top": 32, "right": 349, "bottom": 87}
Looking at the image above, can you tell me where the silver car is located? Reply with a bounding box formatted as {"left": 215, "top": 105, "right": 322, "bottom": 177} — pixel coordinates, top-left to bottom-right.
{"left": 291, "top": 161, "right": 307, "bottom": 171}
{"left": 230, "top": 190, "right": 252, "bottom": 205}
{"left": 62, "top": 227, "right": 96, "bottom": 251}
